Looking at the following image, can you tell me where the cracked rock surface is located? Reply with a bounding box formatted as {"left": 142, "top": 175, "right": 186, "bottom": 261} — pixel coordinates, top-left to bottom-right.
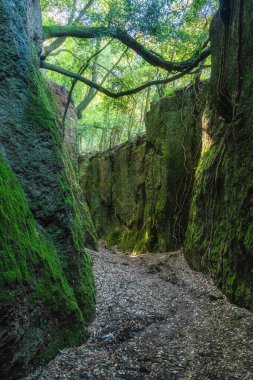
{"left": 26, "top": 248, "right": 253, "bottom": 380}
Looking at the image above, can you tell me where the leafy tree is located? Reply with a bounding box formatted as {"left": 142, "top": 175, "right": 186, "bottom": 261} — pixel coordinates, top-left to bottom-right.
{"left": 41, "top": 0, "right": 218, "bottom": 151}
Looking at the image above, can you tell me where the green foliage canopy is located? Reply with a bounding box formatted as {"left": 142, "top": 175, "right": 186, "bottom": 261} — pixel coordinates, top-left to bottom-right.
{"left": 41, "top": 0, "right": 218, "bottom": 152}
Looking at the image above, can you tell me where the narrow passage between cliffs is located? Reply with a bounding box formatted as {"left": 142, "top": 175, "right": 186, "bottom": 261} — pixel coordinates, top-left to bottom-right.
{"left": 26, "top": 247, "right": 253, "bottom": 380}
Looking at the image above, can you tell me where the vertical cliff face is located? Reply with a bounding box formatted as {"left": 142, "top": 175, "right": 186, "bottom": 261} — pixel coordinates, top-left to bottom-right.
{"left": 0, "top": 157, "right": 85, "bottom": 378}
{"left": 51, "top": 81, "right": 98, "bottom": 250}
{"left": 185, "top": 0, "right": 253, "bottom": 310}
{"left": 83, "top": 86, "right": 206, "bottom": 253}
{"left": 0, "top": 1, "right": 95, "bottom": 377}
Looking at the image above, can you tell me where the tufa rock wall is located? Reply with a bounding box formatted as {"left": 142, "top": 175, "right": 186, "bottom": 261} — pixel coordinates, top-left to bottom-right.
{"left": 184, "top": 0, "right": 253, "bottom": 310}
{"left": 0, "top": 156, "right": 85, "bottom": 378}
{"left": 51, "top": 81, "right": 98, "bottom": 250}
{"left": 0, "top": 0, "right": 95, "bottom": 377}
{"left": 82, "top": 86, "right": 206, "bottom": 253}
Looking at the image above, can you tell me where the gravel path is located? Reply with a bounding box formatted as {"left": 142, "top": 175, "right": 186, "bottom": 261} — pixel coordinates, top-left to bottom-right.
{"left": 26, "top": 248, "right": 253, "bottom": 380}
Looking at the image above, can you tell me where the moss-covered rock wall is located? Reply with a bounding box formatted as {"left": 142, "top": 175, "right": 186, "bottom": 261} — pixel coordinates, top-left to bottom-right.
{"left": 0, "top": 1, "right": 95, "bottom": 377}
{"left": 0, "top": 157, "right": 86, "bottom": 378}
{"left": 83, "top": 86, "right": 206, "bottom": 253}
{"left": 184, "top": 0, "right": 253, "bottom": 310}
{"left": 51, "top": 81, "right": 98, "bottom": 250}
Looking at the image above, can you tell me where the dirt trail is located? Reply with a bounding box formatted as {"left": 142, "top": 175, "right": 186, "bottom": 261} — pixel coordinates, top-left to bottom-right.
{"left": 26, "top": 248, "right": 253, "bottom": 380}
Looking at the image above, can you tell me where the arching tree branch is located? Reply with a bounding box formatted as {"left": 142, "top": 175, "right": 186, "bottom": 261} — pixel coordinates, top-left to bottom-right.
{"left": 77, "top": 48, "right": 128, "bottom": 118}
{"left": 49, "top": 48, "right": 83, "bottom": 60}
{"left": 43, "top": 25, "right": 211, "bottom": 73}
{"left": 43, "top": 0, "right": 96, "bottom": 58}
{"left": 40, "top": 61, "right": 204, "bottom": 99}
{"left": 62, "top": 39, "right": 113, "bottom": 128}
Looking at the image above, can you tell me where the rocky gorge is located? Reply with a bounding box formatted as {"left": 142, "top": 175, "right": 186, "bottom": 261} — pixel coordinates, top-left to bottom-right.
{"left": 0, "top": 0, "right": 253, "bottom": 378}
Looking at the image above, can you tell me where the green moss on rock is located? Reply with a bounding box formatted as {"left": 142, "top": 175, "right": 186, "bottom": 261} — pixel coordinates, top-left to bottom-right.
{"left": 82, "top": 86, "right": 206, "bottom": 253}
{"left": 185, "top": 130, "right": 253, "bottom": 310}
{"left": 0, "top": 68, "right": 95, "bottom": 376}
{"left": 26, "top": 68, "right": 96, "bottom": 321}
{"left": 184, "top": 0, "right": 253, "bottom": 311}
{"left": 0, "top": 1, "right": 95, "bottom": 374}
{"left": 0, "top": 155, "right": 86, "bottom": 375}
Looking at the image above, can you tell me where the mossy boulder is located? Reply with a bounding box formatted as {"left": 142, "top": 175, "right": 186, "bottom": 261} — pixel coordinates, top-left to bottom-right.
{"left": 82, "top": 86, "right": 206, "bottom": 253}
{"left": 184, "top": 0, "right": 253, "bottom": 310}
